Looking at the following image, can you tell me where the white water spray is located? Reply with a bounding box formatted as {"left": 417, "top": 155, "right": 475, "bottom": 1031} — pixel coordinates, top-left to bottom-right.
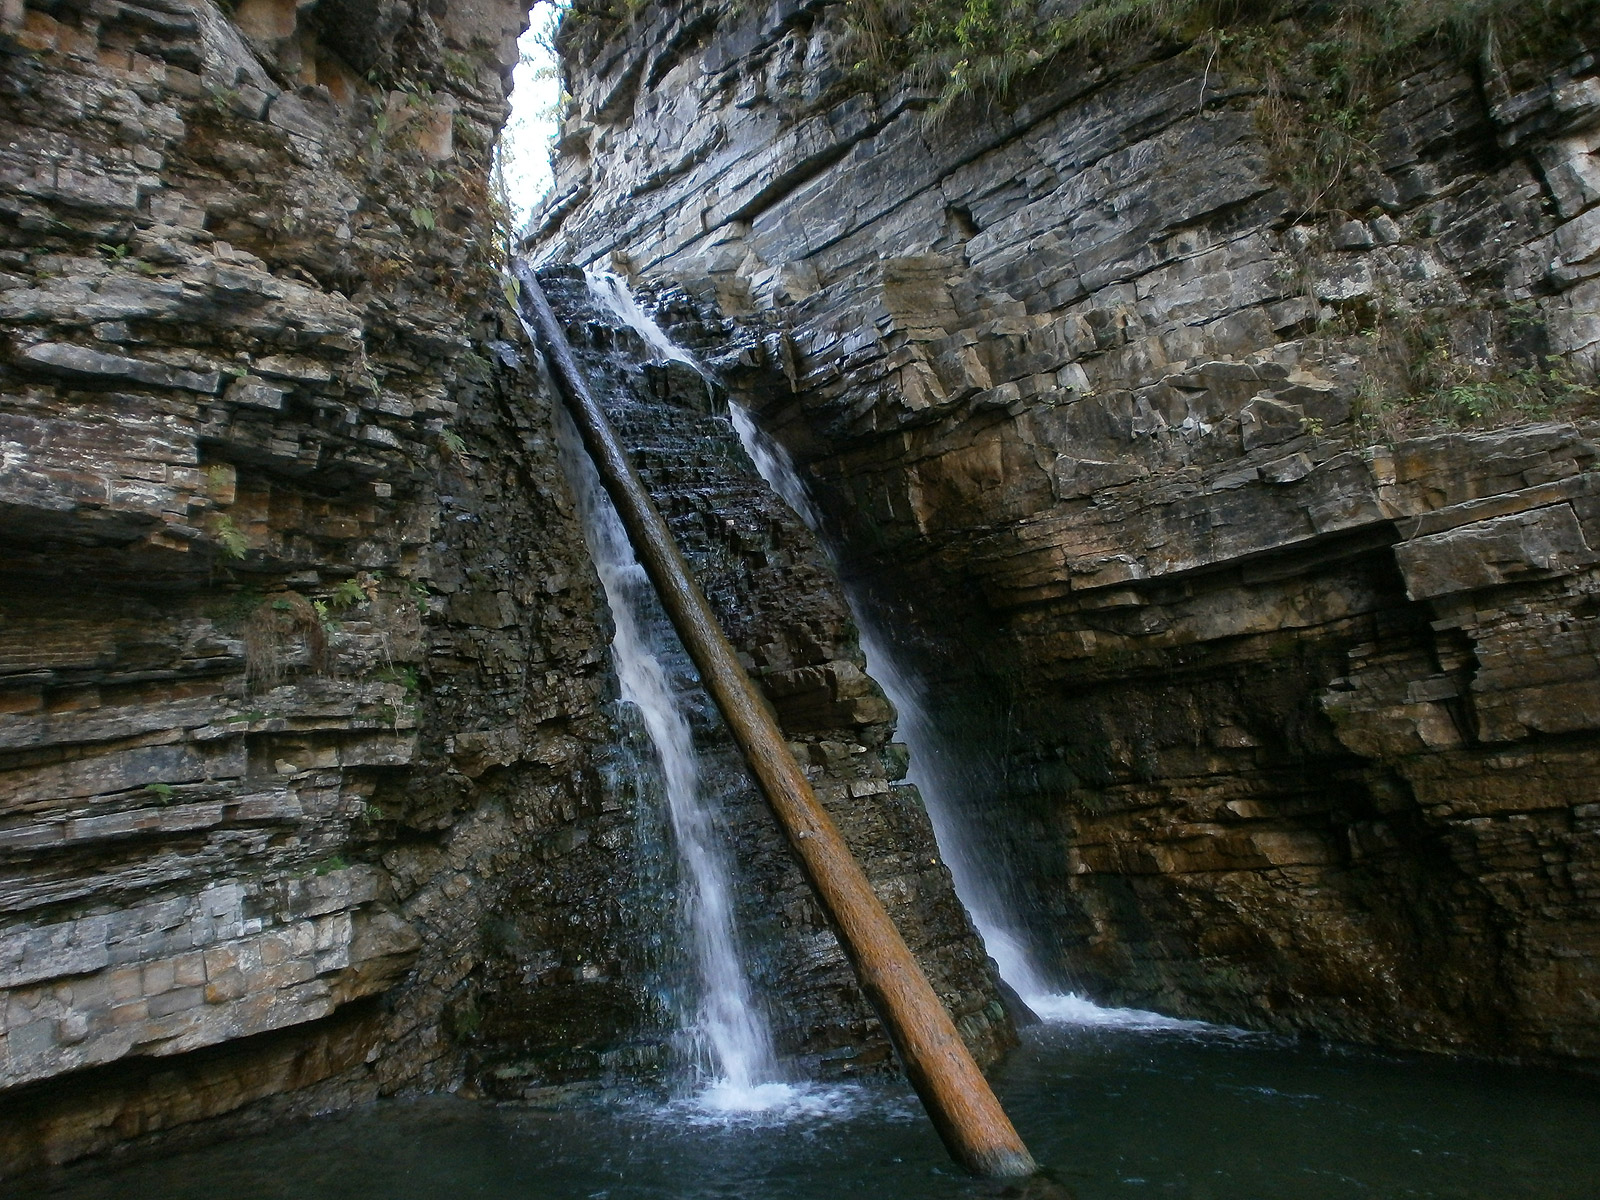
{"left": 730, "top": 406, "right": 820, "bottom": 530}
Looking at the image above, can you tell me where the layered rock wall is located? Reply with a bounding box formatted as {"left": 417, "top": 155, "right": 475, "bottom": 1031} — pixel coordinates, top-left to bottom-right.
{"left": 538, "top": 0, "right": 1600, "bottom": 1064}
{"left": 0, "top": 0, "right": 633, "bottom": 1174}
{"left": 0, "top": 0, "right": 1012, "bottom": 1174}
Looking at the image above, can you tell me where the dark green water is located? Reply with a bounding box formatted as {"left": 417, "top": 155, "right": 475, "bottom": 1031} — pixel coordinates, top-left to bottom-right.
{"left": 40, "top": 1020, "right": 1600, "bottom": 1200}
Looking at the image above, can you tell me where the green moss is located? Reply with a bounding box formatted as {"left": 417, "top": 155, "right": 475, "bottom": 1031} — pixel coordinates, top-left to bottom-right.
{"left": 446, "top": 997, "right": 483, "bottom": 1041}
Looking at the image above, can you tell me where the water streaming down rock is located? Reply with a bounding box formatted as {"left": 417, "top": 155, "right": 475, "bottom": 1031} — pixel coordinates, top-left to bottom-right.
{"left": 725, "top": 411, "right": 1051, "bottom": 990}
{"left": 583, "top": 274, "right": 1135, "bottom": 1025}
{"left": 559, "top": 412, "right": 800, "bottom": 1110}
{"left": 534, "top": 266, "right": 1018, "bottom": 1093}
{"left": 585, "top": 268, "right": 700, "bottom": 368}
{"left": 557, "top": 276, "right": 904, "bottom": 1115}
{"left": 573, "top": 276, "right": 776, "bottom": 1097}
{"left": 727, "top": 406, "right": 1192, "bottom": 1028}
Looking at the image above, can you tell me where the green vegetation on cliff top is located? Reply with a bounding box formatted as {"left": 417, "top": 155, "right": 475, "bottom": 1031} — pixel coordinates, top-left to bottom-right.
{"left": 849, "top": 0, "right": 1597, "bottom": 114}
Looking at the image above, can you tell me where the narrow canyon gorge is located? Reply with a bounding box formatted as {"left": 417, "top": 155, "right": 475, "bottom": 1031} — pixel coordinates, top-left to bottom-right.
{"left": 2, "top": 0, "right": 1598, "bottom": 1185}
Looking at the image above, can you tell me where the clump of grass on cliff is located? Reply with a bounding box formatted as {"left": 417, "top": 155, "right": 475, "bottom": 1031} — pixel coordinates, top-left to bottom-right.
{"left": 1348, "top": 300, "right": 1597, "bottom": 438}
{"left": 848, "top": 0, "right": 1597, "bottom": 118}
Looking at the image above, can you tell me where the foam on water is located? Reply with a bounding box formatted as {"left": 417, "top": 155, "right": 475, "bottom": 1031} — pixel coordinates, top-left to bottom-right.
{"left": 1023, "top": 991, "right": 1234, "bottom": 1033}
{"left": 660, "top": 1081, "right": 873, "bottom": 1128}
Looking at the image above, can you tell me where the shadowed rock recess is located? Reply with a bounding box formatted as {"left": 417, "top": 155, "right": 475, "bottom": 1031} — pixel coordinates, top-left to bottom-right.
{"left": 535, "top": 1, "right": 1600, "bottom": 1067}
{"left": 7, "top": 0, "right": 1600, "bottom": 1178}
{"left": 0, "top": 0, "right": 1003, "bottom": 1178}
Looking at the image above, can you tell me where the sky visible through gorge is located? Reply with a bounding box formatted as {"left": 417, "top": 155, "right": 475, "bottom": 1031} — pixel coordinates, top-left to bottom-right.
{"left": 503, "top": 1, "right": 566, "bottom": 233}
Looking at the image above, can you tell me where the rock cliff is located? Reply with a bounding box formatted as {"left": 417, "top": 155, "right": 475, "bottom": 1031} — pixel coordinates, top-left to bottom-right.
{"left": 0, "top": 0, "right": 1003, "bottom": 1177}
{"left": 536, "top": 0, "right": 1600, "bottom": 1065}
{"left": 0, "top": 0, "right": 626, "bottom": 1172}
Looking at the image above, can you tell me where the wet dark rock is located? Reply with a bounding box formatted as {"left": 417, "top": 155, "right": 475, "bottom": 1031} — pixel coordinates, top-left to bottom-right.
{"left": 534, "top": 1, "right": 1600, "bottom": 1069}
{"left": 0, "top": 0, "right": 1010, "bottom": 1175}
{"left": 0, "top": 0, "right": 616, "bottom": 1176}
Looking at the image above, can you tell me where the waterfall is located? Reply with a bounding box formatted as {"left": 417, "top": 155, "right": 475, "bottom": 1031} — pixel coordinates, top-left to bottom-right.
{"left": 726, "top": 414, "right": 1189, "bottom": 1024}
{"left": 729, "top": 407, "right": 818, "bottom": 530}
{"left": 557, "top": 277, "right": 864, "bottom": 1115}
{"left": 847, "top": 623, "right": 1051, "bottom": 998}
{"left": 571, "top": 275, "right": 785, "bottom": 1102}
{"left": 573, "top": 271, "right": 1143, "bottom": 1027}
{"left": 724, "top": 408, "right": 1068, "bottom": 1007}
{"left": 584, "top": 267, "right": 700, "bottom": 368}
{"left": 732, "top": 418, "right": 1185, "bottom": 1024}
{"left": 560, "top": 412, "right": 795, "bottom": 1109}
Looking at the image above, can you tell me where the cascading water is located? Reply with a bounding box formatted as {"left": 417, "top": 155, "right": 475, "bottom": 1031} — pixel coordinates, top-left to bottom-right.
{"left": 724, "top": 410, "right": 1058, "bottom": 994}
{"left": 729, "top": 406, "right": 816, "bottom": 527}
{"left": 560, "top": 413, "right": 793, "bottom": 1111}
{"left": 48, "top": 274, "right": 1600, "bottom": 1200}
{"left": 584, "top": 269, "right": 699, "bottom": 367}
{"left": 848, "top": 625, "right": 1054, "bottom": 1002}
{"left": 824, "top": 621, "right": 1216, "bottom": 1028}
{"left": 725, "top": 350, "right": 1192, "bottom": 1028}
{"left": 557, "top": 276, "right": 859, "bottom": 1116}
{"left": 579, "top": 270, "right": 1186, "bottom": 1031}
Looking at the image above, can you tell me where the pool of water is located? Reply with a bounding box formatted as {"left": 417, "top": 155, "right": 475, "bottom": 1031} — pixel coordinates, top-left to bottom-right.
{"left": 42, "top": 1015, "right": 1600, "bottom": 1200}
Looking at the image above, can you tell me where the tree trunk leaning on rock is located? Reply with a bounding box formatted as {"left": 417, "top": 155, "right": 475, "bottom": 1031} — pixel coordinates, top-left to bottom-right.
{"left": 513, "top": 261, "right": 1038, "bottom": 1180}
